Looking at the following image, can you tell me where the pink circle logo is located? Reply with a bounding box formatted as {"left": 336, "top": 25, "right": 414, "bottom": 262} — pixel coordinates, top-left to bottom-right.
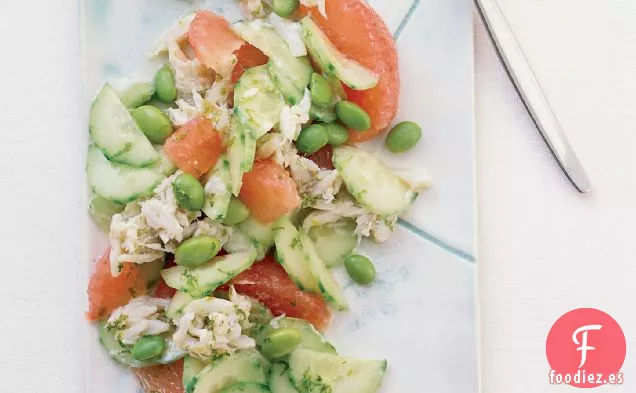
{"left": 546, "top": 308, "right": 626, "bottom": 388}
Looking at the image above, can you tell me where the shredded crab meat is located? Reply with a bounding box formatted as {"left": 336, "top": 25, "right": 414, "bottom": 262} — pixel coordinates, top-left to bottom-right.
{"left": 152, "top": 14, "right": 214, "bottom": 95}
{"left": 302, "top": 199, "right": 398, "bottom": 243}
{"left": 140, "top": 172, "right": 201, "bottom": 244}
{"left": 354, "top": 213, "right": 398, "bottom": 243}
{"left": 106, "top": 296, "right": 171, "bottom": 346}
{"left": 172, "top": 287, "right": 255, "bottom": 359}
{"left": 391, "top": 166, "right": 432, "bottom": 191}
{"left": 290, "top": 156, "right": 343, "bottom": 206}
{"left": 279, "top": 89, "right": 312, "bottom": 141}
{"left": 167, "top": 82, "right": 232, "bottom": 136}
{"left": 108, "top": 172, "right": 200, "bottom": 275}
{"left": 109, "top": 205, "right": 164, "bottom": 277}
{"left": 256, "top": 133, "right": 298, "bottom": 168}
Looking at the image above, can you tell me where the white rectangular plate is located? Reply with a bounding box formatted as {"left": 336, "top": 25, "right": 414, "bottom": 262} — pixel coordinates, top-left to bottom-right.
{"left": 81, "top": 0, "right": 476, "bottom": 392}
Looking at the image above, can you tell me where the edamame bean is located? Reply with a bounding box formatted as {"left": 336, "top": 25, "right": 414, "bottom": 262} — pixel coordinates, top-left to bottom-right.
{"left": 385, "top": 121, "right": 422, "bottom": 153}
{"left": 131, "top": 335, "right": 166, "bottom": 361}
{"left": 260, "top": 328, "right": 302, "bottom": 359}
{"left": 344, "top": 254, "right": 376, "bottom": 285}
{"left": 335, "top": 101, "right": 371, "bottom": 131}
{"left": 131, "top": 105, "right": 174, "bottom": 144}
{"left": 272, "top": 0, "right": 300, "bottom": 17}
{"left": 120, "top": 82, "right": 155, "bottom": 109}
{"left": 173, "top": 173, "right": 205, "bottom": 211}
{"left": 223, "top": 198, "right": 250, "bottom": 226}
{"left": 175, "top": 235, "right": 221, "bottom": 268}
{"left": 323, "top": 122, "right": 349, "bottom": 146}
{"left": 309, "top": 73, "right": 334, "bottom": 108}
{"left": 296, "top": 124, "right": 329, "bottom": 154}
{"left": 154, "top": 65, "right": 177, "bottom": 103}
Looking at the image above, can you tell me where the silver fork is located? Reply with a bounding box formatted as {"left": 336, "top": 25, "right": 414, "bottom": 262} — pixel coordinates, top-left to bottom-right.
{"left": 475, "top": 0, "right": 592, "bottom": 193}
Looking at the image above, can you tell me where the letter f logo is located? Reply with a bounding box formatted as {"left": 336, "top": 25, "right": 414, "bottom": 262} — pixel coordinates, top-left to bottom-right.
{"left": 572, "top": 324, "right": 603, "bottom": 368}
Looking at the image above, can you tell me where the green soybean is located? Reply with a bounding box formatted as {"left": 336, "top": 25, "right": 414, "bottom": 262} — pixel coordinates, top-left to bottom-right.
{"left": 120, "top": 82, "right": 155, "bottom": 109}
{"left": 154, "top": 65, "right": 177, "bottom": 103}
{"left": 173, "top": 173, "right": 205, "bottom": 211}
{"left": 131, "top": 105, "right": 173, "bottom": 144}
{"left": 131, "top": 335, "right": 166, "bottom": 361}
{"left": 223, "top": 198, "right": 250, "bottom": 226}
{"left": 296, "top": 124, "right": 329, "bottom": 154}
{"left": 175, "top": 235, "right": 221, "bottom": 268}
{"left": 323, "top": 122, "right": 349, "bottom": 146}
{"left": 344, "top": 254, "right": 376, "bottom": 285}
{"left": 259, "top": 327, "right": 302, "bottom": 359}
{"left": 385, "top": 121, "right": 422, "bottom": 153}
{"left": 309, "top": 73, "right": 334, "bottom": 108}
{"left": 272, "top": 0, "right": 300, "bottom": 17}
{"left": 335, "top": 100, "right": 371, "bottom": 131}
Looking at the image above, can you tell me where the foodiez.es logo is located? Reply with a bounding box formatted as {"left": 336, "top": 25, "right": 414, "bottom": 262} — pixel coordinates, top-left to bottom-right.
{"left": 546, "top": 308, "right": 626, "bottom": 388}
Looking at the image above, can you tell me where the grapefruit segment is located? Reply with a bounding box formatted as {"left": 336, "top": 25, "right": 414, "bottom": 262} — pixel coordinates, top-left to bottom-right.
{"left": 164, "top": 117, "right": 224, "bottom": 178}
{"left": 86, "top": 248, "right": 146, "bottom": 322}
{"left": 132, "top": 358, "right": 184, "bottom": 393}
{"left": 239, "top": 160, "right": 300, "bottom": 224}
{"left": 225, "top": 255, "right": 331, "bottom": 331}
{"left": 300, "top": 0, "right": 399, "bottom": 142}
{"left": 188, "top": 10, "right": 244, "bottom": 76}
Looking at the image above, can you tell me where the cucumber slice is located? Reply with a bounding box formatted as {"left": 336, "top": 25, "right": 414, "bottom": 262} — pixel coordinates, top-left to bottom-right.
{"left": 232, "top": 21, "right": 312, "bottom": 92}
{"left": 139, "top": 257, "right": 166, "bottom": 288}
{"left": 239, "top": 216, "right": 276, "bottom": 260}
{"left": 299, "top": 232, "right": 348, "bottom": 311}
{"left": 183, "top": 355, "right": 209, "bottom": 390}
{"left": 232, "top": 21, "right": 291, "bottom": 59}
{"left": 222, "top": 217, "right": 276, "bottom": 261}
{"left": 166, "top": 290, "right": 194, "bottom": 320}
{"left": 88, "top": 194, "right": 124, "bottom": 233}
{"left": 219, "top": 383, "right": 271, "bottom": 393}
{"left": 242, "top": 134, "right": 257, "bottom": 172}
{"left": 90, "top": 84, "right": 159, "bottom": 166}
{"left": 333, "top": 146, "right": 418, "bottom": 216}
{"left": 152, "top": 144, "right": 177, "bottom": 176}
{"left": 268, "top": 59, "right": 313, "bottom": 106}
{"left": 309, "top": 104, "right": 337, "bottom": 123}
{"left": 234, "top": 65, "right": 285, "bottom": 139}
{"left": 300, "top": 17, "right": 379, "bottom": 91}
{"left": 270, "top": 363, "right": 299, "bottom": 393}
{"left": 308, "top": 221, "right": 357, "bottom": 267}
{"left": 87, "top": 145, "right": 164, "bottom": 205}
{"left": 188, "top": 350, "right": 269, "bottom": 393}
{"left": 228, "top": 120, "right": 247, "bottom": 196}
{"left": 98, "top": 322, "right": 184, "bottom": 368}
{"left": 161, "top": 250, "right": 258, "bottom": 298}
{"left": 258, "top": 317, "right": 336, "bottom": 354}
{"left": 288, "top": 349, "right": 387, "bottom": 393}
{"left": 273, "top": 216, "right": 318, "bottom": 292}
{"left": 202, "top": 156, "right": 232, "bottom": 222}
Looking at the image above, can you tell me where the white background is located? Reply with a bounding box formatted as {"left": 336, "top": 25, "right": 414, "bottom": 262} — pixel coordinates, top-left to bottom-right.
{"left": 0, "top": 1, "right": 633, "bottom": 392}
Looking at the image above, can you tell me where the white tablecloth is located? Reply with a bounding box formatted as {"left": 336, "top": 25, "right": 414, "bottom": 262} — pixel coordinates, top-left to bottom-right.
{"left": 476, "top": 0, "right": 635, "bottom": 391}
{"left": 0, "top": 1, "right": 633, "bottom": 392}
